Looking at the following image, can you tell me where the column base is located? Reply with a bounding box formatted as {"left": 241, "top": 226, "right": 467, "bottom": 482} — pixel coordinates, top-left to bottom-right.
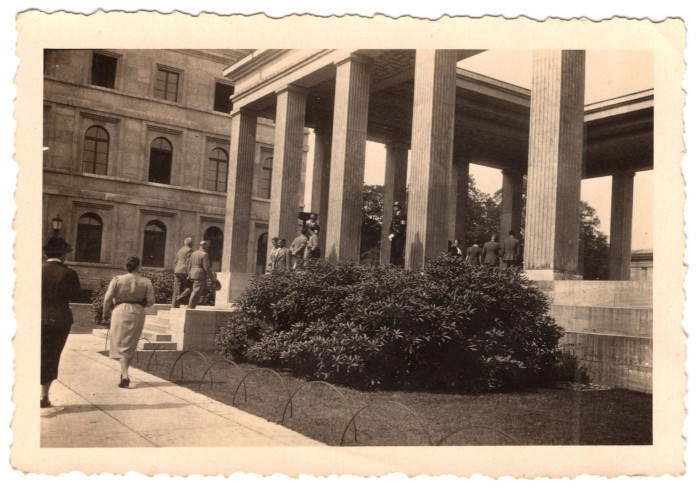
{"left": 215, "top": 272, "right": 254, "bottom": 307}
{"left": 525, "top": 269, "right": 583, "bottom": 281}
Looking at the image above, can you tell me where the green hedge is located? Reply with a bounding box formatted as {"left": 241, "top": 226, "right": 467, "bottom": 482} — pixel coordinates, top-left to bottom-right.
{"left": 216, "top": 256, "right": 564, "bottom": 392}
{"left": 91, "top": 268, "right": 215, "bottom": 324}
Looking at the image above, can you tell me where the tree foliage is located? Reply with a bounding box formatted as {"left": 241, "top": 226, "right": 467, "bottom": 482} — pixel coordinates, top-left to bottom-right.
{"left": 361, "top": 176, "right": 609, "bottom": 279}
{"left": 360, "top": 184, "right": 384, "bottom": 264}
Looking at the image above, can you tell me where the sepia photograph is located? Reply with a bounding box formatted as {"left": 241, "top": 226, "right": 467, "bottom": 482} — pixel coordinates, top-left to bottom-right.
{"left": 7, "top": 8, "right": 689, "bottom": 481}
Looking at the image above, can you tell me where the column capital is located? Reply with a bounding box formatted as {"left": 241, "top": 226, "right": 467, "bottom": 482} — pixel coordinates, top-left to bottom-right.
{"left": 453, "top": 155, "right": 471, "bottom": 166}
{"left": 501, "top": 167, "right": 524, "bottom": 177}
{"left": 311, "top": 122, "right": 333, "bottom": 135}
{"left": 335, "top": 52, "right": 374, "bottom": 67}
{"left": 231, "top": 107, "right": 257, "bottom": 118}
{"left": 275, "top": 84, "right": 308, "bottom": 96}
{"left": 611, "top": 170, "right": 637, "bottom": 178}
{"left": 385, "top": 141, "right": 410, "bottom": 151}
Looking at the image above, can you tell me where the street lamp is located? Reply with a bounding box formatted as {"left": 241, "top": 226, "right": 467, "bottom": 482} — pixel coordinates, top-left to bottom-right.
{"left": 51, "top": 215, "right": 63, "bottom": 237}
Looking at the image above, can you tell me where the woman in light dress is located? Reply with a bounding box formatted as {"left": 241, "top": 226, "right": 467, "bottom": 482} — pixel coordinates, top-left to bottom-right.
{"left": 102, "top": 256, "right": 155, "bottom": 388}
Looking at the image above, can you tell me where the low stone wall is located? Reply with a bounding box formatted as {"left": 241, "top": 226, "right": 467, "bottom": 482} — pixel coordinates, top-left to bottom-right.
{"left": 541, "top": 280, "right": 653, "bottom": 394}
{"left": 549, "top": 305, "right": 652, "bottom": 338}
{"left": 560, "top": 332, "right": 652, "bottom": 393}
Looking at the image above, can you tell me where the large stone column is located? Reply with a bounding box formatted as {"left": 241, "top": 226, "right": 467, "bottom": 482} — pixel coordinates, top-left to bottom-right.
{"left": 325, "top": 54, "right": 371, "bottom": 262}
{"left": 309, "top": 126, "right": 332, "bottom": 252}
{"left": 608, "top": 171, "right": 635, "bottom": 280}
{"left": 405, "top": 49, "right": 458, "bottom": 269}
{"left": 219, "top": 109, "right": 257, "bottom": 305}
{"left": 268, "top": 85, "right": 307, "bottom": 246}
{"left": 448, "top": 156, "right": 470, "bottom": 242}
{"left": 380, "top": 142, "right": 409, "bottom": 264}
{"left": 523, "top": 50, "right": 586, "bottom": 280}
{"left": 500, "top": 169, "right": 524, "bottom": 241}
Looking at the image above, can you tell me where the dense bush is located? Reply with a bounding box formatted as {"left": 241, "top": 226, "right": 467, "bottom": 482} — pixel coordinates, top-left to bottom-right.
{"left": 91, "top": 268, "right": 215, "bottom": 324}
{"left": 216, "top": 256, "right": 564, "bottom": 392}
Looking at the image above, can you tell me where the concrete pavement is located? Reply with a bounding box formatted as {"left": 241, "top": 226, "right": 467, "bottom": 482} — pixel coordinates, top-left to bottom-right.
{"left": 40, "top": 334, "right": 325, "bottom": 447}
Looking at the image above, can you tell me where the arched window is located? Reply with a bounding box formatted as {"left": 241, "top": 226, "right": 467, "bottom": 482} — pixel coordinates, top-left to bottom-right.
{"left": 256, "top": 232, "right": 268, "bottom": 274}
{"left": 75, "top": 213, "right": 103, "bottom": 263}
{"left": 148, "top": 137, "right": 172, "bottom": 184}
{"left": 204, "top": 226, "right": 224, "bottom": 272}
{"left": 82, "top": 126, "right": 109, "bottom": 175}
{"left": 207, "top": 148, "right": 228, "bottom": 192}
{"left": 142, "top": 220, "right": 167, "bottom": 267}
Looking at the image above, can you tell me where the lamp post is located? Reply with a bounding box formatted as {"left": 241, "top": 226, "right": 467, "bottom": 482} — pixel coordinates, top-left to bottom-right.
{"left": 51, "top": 214, "right": 63, "bottom": 237}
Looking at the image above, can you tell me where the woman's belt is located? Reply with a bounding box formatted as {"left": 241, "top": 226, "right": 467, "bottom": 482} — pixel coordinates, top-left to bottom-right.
{"left": 114, "top": 301, "right": 145, "bottom": 307}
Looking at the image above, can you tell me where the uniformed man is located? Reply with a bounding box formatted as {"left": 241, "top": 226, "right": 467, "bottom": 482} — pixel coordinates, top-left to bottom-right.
{"left": 172, "top": 237, "right": 193, "bottom": 307}
{"left": 388, "top": 201, "right": 407, "bottom": 267}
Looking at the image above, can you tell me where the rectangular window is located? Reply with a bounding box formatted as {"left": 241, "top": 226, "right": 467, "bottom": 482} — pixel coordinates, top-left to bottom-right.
{"left": 155, "top": 68, "right": 180, "bottom": 102}
{"left": 214, "top": 82, "right": 234, "bottom": 113}
{"left": 91, "top": 53, "right": 118, "bottom": 89}
{"left": 255, "top": 149, "right": 273, "bottom": 199}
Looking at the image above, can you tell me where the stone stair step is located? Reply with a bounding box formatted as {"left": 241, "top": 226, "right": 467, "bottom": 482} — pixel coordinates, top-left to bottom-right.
{"left": 137, "top": 340, "right": 178, "bottom": 351}
{"left": 140, "top": 330, "right": 172, "bottom": 342}
{"left": 144, "top": 318, "right": 171, "bottom": 333}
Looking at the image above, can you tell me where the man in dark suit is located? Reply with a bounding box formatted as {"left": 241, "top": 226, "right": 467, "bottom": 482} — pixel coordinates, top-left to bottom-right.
{"left": 172, "top": 237, "right": 193, "bottom": 307}
{"left": 502, "top": 230, "right": 521, "bottom": 268}
{"left": 389, "top": 201, "right": 407, "bottom": 267}
{"left": 465, "top": 241, "right": 483, "bottom": 266}
{"left": 41, "top": 237, "right": 81, "bottom": 409}
{"left": 481, "top": 234, "right": 501, "bottom": 267}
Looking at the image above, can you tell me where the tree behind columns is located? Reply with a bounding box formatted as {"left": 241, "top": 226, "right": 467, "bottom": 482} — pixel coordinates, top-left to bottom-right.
{"left": 464, "top": 176, "right": 609, "bottom": 280}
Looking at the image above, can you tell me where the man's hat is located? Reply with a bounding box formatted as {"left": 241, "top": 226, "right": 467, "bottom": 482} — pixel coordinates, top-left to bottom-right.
{"left": 393, "top": 201, "right": 402, "bottom": 208}
{"left": 43, "top": 237, "right": 73, "bottom": 255}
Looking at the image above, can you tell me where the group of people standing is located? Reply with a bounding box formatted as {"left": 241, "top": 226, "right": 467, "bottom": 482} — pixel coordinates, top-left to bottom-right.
{"left": 171, "top": 237, "right": 219, "bottom": 309}
{"left": 449, "top": 231, "right": 523, "bottom": 268}
{"left": 268, "top": 213, "right": 321, "bottom": 272}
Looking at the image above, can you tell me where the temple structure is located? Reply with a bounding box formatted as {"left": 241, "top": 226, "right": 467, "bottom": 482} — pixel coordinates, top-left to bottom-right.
{"left": 217, "top": 49, "right": 653, "bottom": 392}
{"left": 217, "top": 49, "right": 652, "bottom": 297}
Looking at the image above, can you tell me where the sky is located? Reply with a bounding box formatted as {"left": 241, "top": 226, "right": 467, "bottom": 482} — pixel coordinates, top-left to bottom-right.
{"left": 337, "top": 50, "right": 654, "bottom": 250}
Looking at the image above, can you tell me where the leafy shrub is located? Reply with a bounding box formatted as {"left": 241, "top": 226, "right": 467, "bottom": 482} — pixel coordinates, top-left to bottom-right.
{"left": 217, "top": 256, "right": 564, "bottom": 392}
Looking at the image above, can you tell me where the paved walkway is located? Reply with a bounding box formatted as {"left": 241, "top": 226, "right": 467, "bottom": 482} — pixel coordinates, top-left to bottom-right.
{"left": 40, "top": 334, "right": 325, "bottom": 447}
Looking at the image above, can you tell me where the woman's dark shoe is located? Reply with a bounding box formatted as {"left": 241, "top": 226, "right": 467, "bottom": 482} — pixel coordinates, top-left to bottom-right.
{"left": 40, "top": 397, "right": 51, "bottom": 408}
{"left": 118, "top": 377, "right": 130, "bottom": 388}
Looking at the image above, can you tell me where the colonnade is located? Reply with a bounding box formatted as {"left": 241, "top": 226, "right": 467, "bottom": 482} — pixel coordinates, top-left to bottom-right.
{"left": 220, "top": 49, "right": 638, "bottom": 304}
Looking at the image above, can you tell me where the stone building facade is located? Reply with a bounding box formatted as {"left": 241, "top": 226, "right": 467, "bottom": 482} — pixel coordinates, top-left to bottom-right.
{"left": 42, "top": 49, "right": 305, "bottom": 290}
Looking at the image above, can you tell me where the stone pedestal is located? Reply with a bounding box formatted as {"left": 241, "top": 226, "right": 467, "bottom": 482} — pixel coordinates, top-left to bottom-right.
{"left": 215, "top": 271, "right": 254, "bottom": 307}
{"left": 167, "top": 306, "right": 235, "bottom": 351}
